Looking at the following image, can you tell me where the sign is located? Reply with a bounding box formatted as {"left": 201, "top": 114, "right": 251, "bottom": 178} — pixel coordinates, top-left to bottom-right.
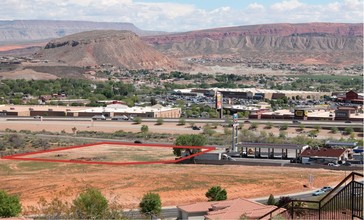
{"left": 233, "top": 113, "right": 238, "bottom": 123}
{"left": 294, "top": 110, "right": 307, "bottom": 117}
{"left": 216, "top": 92, "right": 223, "bottom": 109}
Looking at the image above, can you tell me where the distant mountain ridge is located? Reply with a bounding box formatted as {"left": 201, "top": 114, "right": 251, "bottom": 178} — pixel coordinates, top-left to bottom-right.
{"left": 142, "top": 23, "right": 363, "bottom": 65}
{"left": 0, "top": 20, "right": 165, "bottom": 43}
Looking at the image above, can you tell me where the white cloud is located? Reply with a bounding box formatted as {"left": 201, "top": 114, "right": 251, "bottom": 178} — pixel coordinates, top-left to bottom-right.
{"left": 248, "top": 3, "right": 265, "bottom": 11}
{"left": 0, "top": 0, "right": 363, "bottom": 32}
{"left": 271, "top": 0, "right": 304, "bottom": 11}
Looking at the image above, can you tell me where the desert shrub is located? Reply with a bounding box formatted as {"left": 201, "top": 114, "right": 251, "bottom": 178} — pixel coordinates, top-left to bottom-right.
{"left": 139, "top": 192, "right": 161, "bottom": 218}
{"left": 205, "top": 186, "right": 227, "bottom": 201}
{"left": 0, "top": 190, "right": 22, "bottom": 217}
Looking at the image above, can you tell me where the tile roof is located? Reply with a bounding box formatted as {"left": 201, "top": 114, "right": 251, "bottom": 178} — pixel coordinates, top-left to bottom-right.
{"left": 177, "top": 198, "right": 285, "bottom": 220}
{"left": 300, "top": 148, "right": 347, "bottom": 158}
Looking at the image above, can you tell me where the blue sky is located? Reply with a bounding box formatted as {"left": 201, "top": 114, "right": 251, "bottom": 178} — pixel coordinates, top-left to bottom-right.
{"left": 1, "top": 0, "right": 363, "bottom": 31}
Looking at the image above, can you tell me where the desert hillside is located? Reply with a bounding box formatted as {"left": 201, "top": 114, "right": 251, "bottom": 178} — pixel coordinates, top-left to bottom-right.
{"left": 143, "top": 23, "right": 363, "bottom": 65}
{"left": 34, "top": 30, "right": 182, "bottom": 70}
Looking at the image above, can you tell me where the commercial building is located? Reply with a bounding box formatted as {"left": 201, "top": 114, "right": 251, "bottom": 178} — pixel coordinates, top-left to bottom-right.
{"left": 0, "top": 104, "right": 181, "bottom": 118}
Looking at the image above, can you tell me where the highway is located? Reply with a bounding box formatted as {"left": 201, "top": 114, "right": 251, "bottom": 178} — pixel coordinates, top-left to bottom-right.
{"left": 1, "top": 116, "right": 363, "bottom": 128}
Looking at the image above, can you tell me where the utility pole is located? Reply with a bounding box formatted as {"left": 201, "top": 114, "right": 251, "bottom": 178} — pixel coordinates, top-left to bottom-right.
{"left": 232, "top": 113, "right": 239, "bottom": 152}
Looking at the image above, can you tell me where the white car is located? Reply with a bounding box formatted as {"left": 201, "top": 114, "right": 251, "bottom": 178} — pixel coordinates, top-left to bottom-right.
{"left": 92, "top": 115, "right": 106, "bottom": 120}
{"left": 328, "top": 163, "right": 340, "bottom": 167}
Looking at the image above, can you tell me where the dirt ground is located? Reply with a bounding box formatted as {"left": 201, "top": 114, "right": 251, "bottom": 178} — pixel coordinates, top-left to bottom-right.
{"left": 0, "top": 159, "right": 349, "bottom": 214}
{"left": 0, "top": 119, "right": 361, "bottom": 215}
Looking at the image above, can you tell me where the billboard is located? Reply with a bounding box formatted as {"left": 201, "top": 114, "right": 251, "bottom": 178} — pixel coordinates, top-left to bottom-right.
{"left": 216, "top": 92, "right": 223, "bottom": 109}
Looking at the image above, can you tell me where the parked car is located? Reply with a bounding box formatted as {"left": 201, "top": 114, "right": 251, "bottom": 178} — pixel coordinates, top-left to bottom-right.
{"left": 343, "top": 162, "right": 352, "bottom": 166}
{"left": 33, "top": 115, "right": 43, "bottom": 120}
{"left": 328, "top": 163, "right": 340, "bottom": 167}
{"left": 345, "top": 120, "right": 352, "bottom": 123}
{"left": 111, "top": 115, "right": 128, "bottom": 121}
{"left": 92, "top": 115, "right": 106, "bottom": 120}
{"left": 292, "top": 120, "right": 301, "bottom": 124}
{"left": 321, "top": 186, "right": 333, "bottom": 192}
{"left": 312, "top": 190, "right": 326, "bottom": 196}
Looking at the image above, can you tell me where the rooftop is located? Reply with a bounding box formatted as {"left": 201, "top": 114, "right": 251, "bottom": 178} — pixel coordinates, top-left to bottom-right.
{"left": 300, "top": 148, "right": 347, "bottom": 158}
{"left": 177, "top": 198, "right": 285, "bottom": 220}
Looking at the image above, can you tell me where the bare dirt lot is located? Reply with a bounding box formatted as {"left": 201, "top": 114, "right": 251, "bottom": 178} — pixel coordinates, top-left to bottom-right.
{"left": 20, "top": 143, "right": 179, "bottom": 163}
{"left": 0, "top": 119, "right": 361, "bottom": 215}
{"left": 0, "top": 159, "right": 349, "bottom": 213}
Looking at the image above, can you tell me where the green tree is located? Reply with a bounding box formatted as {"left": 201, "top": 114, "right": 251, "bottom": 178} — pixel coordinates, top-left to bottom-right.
{"left": 156, "top": 118, "right": 164, "bottom": 125}
{"left": 0, "top": 190, "right": 22, "bottom": 217}
{"left": 267, "top": 194, "right": 276, "bottom": 205}
{"left": 150, "top": 97, "right": 157, "bottom": 105}
{"left": 205, "top": 186, "right": 227, "bottom": 201}
{"left": 173, "top": 134, "right": 207, "bottom": 157}
{"left": 141, "top": 125, "right": 149, "bottom": 133}
{"left": 139, "top": 192, "right": 162, "bottom": 219}
{"left": 71, "top": 188, "right": 108, "bottom": 219}
{"left": 133, "top": 117, "right": 142, "bottom": 124}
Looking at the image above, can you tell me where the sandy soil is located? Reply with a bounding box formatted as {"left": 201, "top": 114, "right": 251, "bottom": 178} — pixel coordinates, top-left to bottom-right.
{"left": 21, "top": 143, "right": 178, "bottom": 162}
{"left": 0, "top": 159, "right": 349, "bottom": 213}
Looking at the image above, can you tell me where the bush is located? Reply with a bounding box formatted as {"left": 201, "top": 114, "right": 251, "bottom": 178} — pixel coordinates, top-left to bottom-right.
{"left": 71, "top": 188, "right": 108, "bottom": 219}
{"left": 344, "top": 127, "right": 354, "bottom": 135}
{"left": 249, "top": 122, "right": 258, "bottom": 130}
{"left": 133, "top": 117, "right": 142, "bottom": 124}
{"left": 178, "top": 118, "right": 186, "bottom": 125}
{"left": 279, "top": 124, "right": 288, "bottom": 131}
{"left": 139, "top": 192, "right": 161, "bottom": 218}
{"left": 141, "top": 125, "right": 149, "bottom": 133}
{"left": 0, "top": 190, "right": 22, "bottom": 217}
{"left": 156, "top": 118, "right": 164, "bottom": 125}
{"left": 330, "top": 127, "right": 338, "bottom": 134}
{"left": 205, "top": 186, "right": 227, "bottom": 201}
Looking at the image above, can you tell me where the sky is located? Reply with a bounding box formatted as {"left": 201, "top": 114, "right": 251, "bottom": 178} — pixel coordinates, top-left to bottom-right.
{"left": 1, "top": 0, "right": 363, "bottom": 31}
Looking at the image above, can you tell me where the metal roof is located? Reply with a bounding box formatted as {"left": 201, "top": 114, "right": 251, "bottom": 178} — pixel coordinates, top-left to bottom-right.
{"left": 237, "top": 142, "right": 306, "bottom": 150}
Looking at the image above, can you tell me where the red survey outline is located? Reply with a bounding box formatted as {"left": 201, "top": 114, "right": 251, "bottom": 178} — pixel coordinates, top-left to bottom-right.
{"left": 1, "top": 142, "right": 215, "bottom": 166}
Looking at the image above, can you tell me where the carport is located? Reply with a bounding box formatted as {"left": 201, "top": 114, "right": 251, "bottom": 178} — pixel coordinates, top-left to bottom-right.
{"left": 237, "top": 142, "right": 309, "bottom": 159}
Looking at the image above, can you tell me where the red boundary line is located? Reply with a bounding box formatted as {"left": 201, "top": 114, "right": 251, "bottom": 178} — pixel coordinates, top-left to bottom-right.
{"left": 1, "top": 142, "right": 215, "bottom": 166}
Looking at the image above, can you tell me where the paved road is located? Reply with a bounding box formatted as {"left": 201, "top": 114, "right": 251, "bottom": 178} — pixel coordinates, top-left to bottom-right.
{"left": 2, "top": 116, "right": 363, "bottom": 128}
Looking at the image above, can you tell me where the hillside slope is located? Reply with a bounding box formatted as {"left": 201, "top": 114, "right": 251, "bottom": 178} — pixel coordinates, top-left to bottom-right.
{"left": 35, "top": 30, "right": 182, "bottom": 70}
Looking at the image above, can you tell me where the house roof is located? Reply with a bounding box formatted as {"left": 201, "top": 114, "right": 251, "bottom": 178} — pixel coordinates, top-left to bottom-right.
{"left": 300, "top": 148, "right": 347, "bottom": 158}
{"left": 177, "top": 198, "right": 285, "bottom": 220}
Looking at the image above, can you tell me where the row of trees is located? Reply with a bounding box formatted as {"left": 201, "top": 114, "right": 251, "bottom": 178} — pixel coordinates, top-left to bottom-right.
{"left": 0, "top": 185, "right": 227, "bottom": 218}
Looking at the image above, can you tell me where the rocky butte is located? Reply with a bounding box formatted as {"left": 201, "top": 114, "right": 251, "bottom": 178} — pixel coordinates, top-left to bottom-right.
{"left": 34, "top": 30, "right": 183, "bottom": 70}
